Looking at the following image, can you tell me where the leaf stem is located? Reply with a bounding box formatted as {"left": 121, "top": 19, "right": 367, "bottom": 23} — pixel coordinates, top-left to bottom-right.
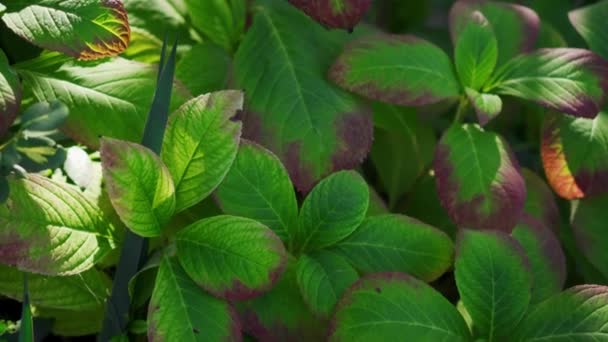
{"left": 453, "top": 96, "right": 470, "bottom": 124}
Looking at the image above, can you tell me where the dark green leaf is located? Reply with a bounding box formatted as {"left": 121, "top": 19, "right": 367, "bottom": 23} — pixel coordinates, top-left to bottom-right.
{"left": 20, "top": 101, "right": 68, "bottom": 132}
{"left": 569, "top": 0, "right": 608, "bottom": 60}
{"left": 512, "top": 215, "right": 566, "bottom": 304}
{"left": 455, "top": 229, "right": 532, "bottom": 340}
{"left": 332, "top": 214, "right": 453, "bottom": 282}
{"left": 216, "top": 140, "right": 298, "bottom": 244}
{"left": 0, "top": 49, "right": 20, "bottom": 136}
{"left": 175, "top": 44, "right": 231, "bottom": 96}
{"left": 329, "top": 273, "right": 471, "bottom": 341}
{"left": 514, "top": 285, "right": 608, "bottom": 341}
{"left": 371, "top": 103, "right": 435, "bottom": 208}
{"left": 147, "top": 256, "right": 240, "bottom": 341}
{"left": 297, "top": 171, "right": 368, "bottom": 252}
{"left": 296, "top": 251, "right": 358, "bottom": 318}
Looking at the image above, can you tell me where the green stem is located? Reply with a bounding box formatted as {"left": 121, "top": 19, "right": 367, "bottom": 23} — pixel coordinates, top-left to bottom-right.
{"left": 453, "top": 96, "right": 470, "bottom": 124}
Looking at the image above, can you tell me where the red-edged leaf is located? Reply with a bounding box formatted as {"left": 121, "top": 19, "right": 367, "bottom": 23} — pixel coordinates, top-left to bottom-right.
{"left": 541, "top": 110, "right": 608, "bottom": 199}
{"left": 434, "top": 124, "right": 526, "bottom": 232}
{"left": 288, "top": 0, "right": 371, "bottom": 30}
{"left": 450, "top": 0, "right": 540, "bottom": 66}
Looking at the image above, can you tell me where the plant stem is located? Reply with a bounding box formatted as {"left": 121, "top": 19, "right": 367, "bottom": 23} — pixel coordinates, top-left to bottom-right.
{"left": 453, "top": 96, "right": 470, "bottom": 124}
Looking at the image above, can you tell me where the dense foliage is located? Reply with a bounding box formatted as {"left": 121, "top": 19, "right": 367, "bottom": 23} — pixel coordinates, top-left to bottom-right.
{"left": 1, "top": 0, "right": 608, "bottom": 341}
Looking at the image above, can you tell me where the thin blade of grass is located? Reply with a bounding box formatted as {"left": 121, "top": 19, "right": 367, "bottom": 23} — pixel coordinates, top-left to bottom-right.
{"left": 99, "top": 36, "right": 178, "bottom": 342}
{"left": 18, "top": 274, "right": 33, "bottom": 342}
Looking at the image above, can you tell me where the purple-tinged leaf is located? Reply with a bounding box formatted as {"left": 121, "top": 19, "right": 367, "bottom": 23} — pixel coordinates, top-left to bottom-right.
{"left": 488, "top": 48, "right": 608, "bottom": 119}
{"left": 571, "top": 193, "right": 608, "bottom": 280}
{"left": 0, "top": 175, "right": 115, "bottom": 275}
{"left": 522, "top": 168, "right": 560, "bottom": 232}
{"left": 0, "top": 50, "right": 20, "bottom": 136}
{"left": 541, "top": 110, "right": 608, "bottom": 199}
{"left": 176, "top": 215, "right": 287, "bottom": 301}
{"left": 434, "top": 124, "right": 526, "bottom": 232}
{"left": 511, "top": 214, "right": 566, "bottom": 304}
{"left": 450, "top": 0, "right": 540, "bottom": 66}
{"left": 288, "top": 0, "right": 371, "bottom": 30}
{"left": 234, "top": 1, "right": 372, "bottom": 192}
{"left": 330, "top": 34, "right": 460, "bottom": 107}
{"left": 569, "top": 0, "right": 608, "bottom": 60}
{"left": 237, "top": 257, "right": 325, "bottom": 341}
{"left": 100, "top": 138, "right": 176, "bottom": 237}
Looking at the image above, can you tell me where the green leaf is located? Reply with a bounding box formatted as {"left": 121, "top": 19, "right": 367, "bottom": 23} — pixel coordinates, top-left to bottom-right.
{"left": 176, "top": 215, "right": 287, "bottom": 300}
{"left": 161, "top": 91, "right": 242, "bottom": 213}
{"left": 297, "top": 170, "right": 368, "bottom": 252}
{"left": 37, "top": 307, "right": 104, "bottom": 337}
{"left": 455, "top": 229, "right": 532, "bottom": 341}
{"left": 329, "top": 273, "right": 471, "bottom": 341}
{"left": 216, "top": 140, "right": 298, "bottom": 244}
{"left": 0, "top": 174, "right": 115, "bottom": 275}
{"left": 18, "top": 274, "right": 32, "bottom": 342}
{"left": 330, "top": 34, "right": 460, "bottom": 106}
{"left": 296, "top": 251, "right": 358, "bottom": 318}
{"left": 2, "top": 0, "right": 129, "bottom": 60}
{"left": 569, "top": 0, "right": 608, "bottom": 60}
{"left": 185, "top": 0, "right": 246, "bottom": 52}
{"left": 522, "top": 168, "right": 560, "bottom": 232}
{"left": 16, "top": 55, "right": 189, "bottom": 148}
{"left": 401, "top": 172, "right": 457, "bottom": 239}
{"left": 541, "top": 110, "right": 608, "bottom": 199}
{"left": 122, "top": 27, "right": 163, "bottom": 64}
{"left": 123, "top": 0, "right": 191, "bottom": 42}
{"left": 0, "top": 49, "right": 20, "bottom": 136}
{"left": 450, "top": 1, "right": 540, "bottom": 66}
{"left": 288, "top": 0, "right": 372, "bottom": 29}
{"left": 20, "top": 100, "right": 68, "bottom": 131}
{"left": 234, "top": 1, "right": 372, "bottom": 192}
{"left": 332, "top": 214, "right": 453, "bottom": 282}
{"left": 0, "top": 264, "right": 110, "bottom": 310}
{"left": 571, "top": 193, "right": 608, "bottom": 280}
{"left": 434, "top": 124, "right": 526, "bottom": 232}
{"left": 366, "top": 185, "right": 388, "bottom": 217}
{"left": 514, "top": 285, "right": 608, "bottom": 341}
{"left": 488, "top": 48, "right": 608, "bottom": 118}
{"left": 371, "top": 103, "right": 435, "bottom": 208}
{"left": 147, "top": 256, "right": 240, "bottom": 341}
{"left": 175, "top": 44, "right": 231, "bottom": 96}
{"left": 101, "top": 138, "right": 176, "bottom": 237}
{"left": 237, "top": 256, "right": 325, "bottom": 341}
{"left": 465, "top": 88, "right": 502, "bottom": 126}
{"left": 454, "top": 11, "right": 497, "bottom": 90}
{"left": 512, "top": 215, "right": 566, "bottom": 304}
